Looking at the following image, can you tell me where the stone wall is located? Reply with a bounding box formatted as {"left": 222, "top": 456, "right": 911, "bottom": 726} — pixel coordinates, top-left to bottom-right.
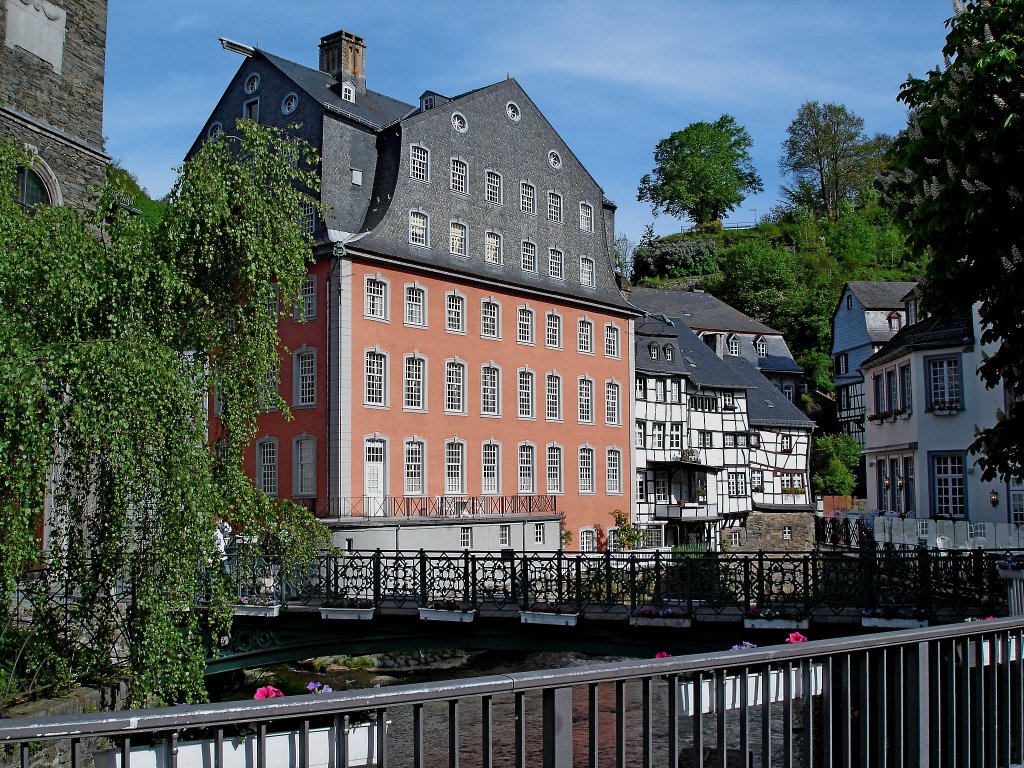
{"left": 1, "top": 681, "right": 127, "bottom": 768}
{"left": 723, "top": 511, "right": 816, "bottom": 552}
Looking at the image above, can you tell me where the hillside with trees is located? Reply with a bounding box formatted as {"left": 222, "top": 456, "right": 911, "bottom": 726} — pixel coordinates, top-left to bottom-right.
{"left": 631, "top": 101, "right": 926, "bottom": 394}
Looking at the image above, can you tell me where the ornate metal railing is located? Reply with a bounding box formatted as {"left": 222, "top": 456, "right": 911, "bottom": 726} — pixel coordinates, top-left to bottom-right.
{"left": 228, "top": 547, "right": 1020, "bottom": 620}
{"left": 320, "top": 494, "right": 557, "bottom": 518}
{"left": 3, "top": 618, "right": 1023, "bottom": 767}
{"left": 815, "top": 516, "right": 873, "bottom": 549}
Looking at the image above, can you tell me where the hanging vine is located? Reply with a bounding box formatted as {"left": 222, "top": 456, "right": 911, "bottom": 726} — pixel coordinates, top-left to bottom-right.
{"left": 0, "top": 121, "right": 329, "bottom": 706}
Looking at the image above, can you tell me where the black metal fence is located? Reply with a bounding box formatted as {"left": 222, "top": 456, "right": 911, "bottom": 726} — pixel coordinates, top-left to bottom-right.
{"left": 319, "top": 494, "right": 557, "bottom": 519}
{"left": 231, "top": 546, "right": 1016, "bottom": 620}
{"left": 815, "top": 516, "right": 874, "bottom": 549}
{"left": 3, "top": 618, "right": 1022, "bottom": 767}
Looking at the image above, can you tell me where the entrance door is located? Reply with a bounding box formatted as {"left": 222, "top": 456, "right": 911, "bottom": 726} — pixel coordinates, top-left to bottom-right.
{"left": 364, "top": 440, "right": 386, "bottom": 516}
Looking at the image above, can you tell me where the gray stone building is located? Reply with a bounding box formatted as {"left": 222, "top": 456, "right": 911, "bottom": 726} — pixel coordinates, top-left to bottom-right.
{"left": 1, "top": 0, "right": 109, "bottom": 211}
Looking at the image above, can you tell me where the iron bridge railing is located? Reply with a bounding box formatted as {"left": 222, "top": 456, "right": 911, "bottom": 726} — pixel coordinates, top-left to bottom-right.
{"left": 227, "top": 546, "right": 1019, "bottom": 619}
{"left": 2, "top": 618, "right": 1023, "bottom": 767}
{"left": 320, "top": 494, "right": 557, "bottom": 519}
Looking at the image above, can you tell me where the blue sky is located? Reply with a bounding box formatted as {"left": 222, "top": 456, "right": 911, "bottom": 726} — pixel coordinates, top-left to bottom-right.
{"left": 104, "top": 1, "right": 952, "bottom": 243}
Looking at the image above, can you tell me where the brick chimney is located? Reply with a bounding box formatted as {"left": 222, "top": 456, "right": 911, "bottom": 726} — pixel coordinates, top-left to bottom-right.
{"left": 319, "top": 30, "right": 366, "bottom": 92}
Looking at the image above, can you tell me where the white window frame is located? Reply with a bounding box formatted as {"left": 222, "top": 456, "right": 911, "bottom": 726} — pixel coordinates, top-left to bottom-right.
{"left": 445, "top": 359, "right": 467, "bottom": 414}
{"left": 517, "top": 306, "right": 535, "bottom": 345}
{"left": 578, "top": 377, "right": 594, "bottom": 424}
{"left": 256, "top": 437, "right": 278, "bottom": 497}
{"left": 404, "top": 438, "right": 426, "bottom": 496}
{"left": 578, "top": 446, "right": 595, "bottom": 494}
{"left": 579, "top": 528, "right": 596, "bottom": 552}
{"left": 364, "top": 349, "right": 388, "bottom": 407}
{"left": 728, "top": 472, "right": 748, "bottom": 497}
{"left": 409, "top": 144, "right": 430, "bottom": 183}
{"left": 297, "top": 274, "right": 317, "bottom": 321}
{"left": 404, "top": 283, "right": 427, "bottom": 327}
{"left": 518, "top": 443, "right": 536, "bottom": 494}
{"left": 450, "top": 157, "right": 468, "bottom": 194}
{"left": 449, "top": 220, "right": 468, "bottom": 257}
{"left": 579, "top": 256, "right": 595, "bottom": 287}
{"left": 480, "top": 364, "right": 501, "bottom": 417}
{"left": 547, "top": 444, "right": 563, "bottom": 494}
{"left": 485, "top": 169, "right": 503, "bottom": 205}
{"left": 604, "top": 325, "right": 620, "bottom": 358}
{"left": 408, "top": 209, "right": 429, "bottom": 247}
{"left": 403, "top": 354, "right": 426, "bottom": 411}
{"left": 546, "top": 373, "right": 562, "bottom": 421}
{"left": 445, "top": 439, "right": 466, "bottom": 495}
{"left": 446, "top": 292, "right": 466, "bottom": 334}
{"left": 521, "top": 240, "right": 537, "bottom": 273}
{"left": 606, "top": 448, "right": 622, "bottom": 494}
{"left": 293, "top": 347, "right": 317, "bottom": 408}
{"left": 520, "top": 181, "right": 536, "bottom": 215}
{"left": 364, "top": 276, "right": 389, "bottom": 321}
{"left": 518, "top": 368, "right": 535, "bottom": 419}
{"left": 480, "top": 299, "right": 501, "bottom": 339}
{"left": 545, "top": 311, "right": 562, "bottom": 349}
{"left": 577, "top": 318, "right": 594, "bottom": 354}
{"left": 500, "top": 524, "right": 511, "bottom": 547}
{"left": 293, "top": 435, "right": 316, "bottom": 497}
{"left": 547, "top": 191, "right": 563, "bottom": 223}
{"left": 579, "top": 202, "right": 594, "bottom": 232}
{"left": 605, "top": 381, "right": 620, "bottom": 425}
{"left": 485, "top": 230, "right": 503, "bottom": 265}
{"left": 482, "top": 441, "right": 501, "bottom": 496}
{"left": 548, "top": 248, "right": 564, "bottom": 280}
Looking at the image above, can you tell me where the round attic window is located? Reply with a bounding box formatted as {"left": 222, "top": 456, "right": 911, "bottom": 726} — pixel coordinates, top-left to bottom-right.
{"left": 451, "top": 112, "right": 468, "bottom": 134}
{"left": 207, "top": 121, "right": 223, "bottom": 140}
{"left": 548, "top": 150, "right": 562, "bottom": 169}
{"left": 244, "top": 73, "right": 261, "bottom": 94}
{"left": 281, "top": 92, "right": 299, "bottom": 115}
{"left": 505, "top": 101, "right": 521, "bottom": 122}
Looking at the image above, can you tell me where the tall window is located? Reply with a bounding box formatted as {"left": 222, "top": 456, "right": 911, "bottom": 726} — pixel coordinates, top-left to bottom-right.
{"left": 445, "top": 441, "right": 465, "bottom": 495}
{"left": 579, "top": 257, "right": 595, "bottom": 287}
{"left": 481, "top": 300, "right": 500, "bottom": 338}
{"left": 364, "top": 351, "right": 386, "bottom": 405}
{"left": 928, "top": 357, "right": 961, "bottom": 409}
{"left": 485, "top": 170, "right": 503, "bottom": 205}
{"left": 547, "top": 446, "right": 563, "bottom": 493}
{"left": 14, "top": 167, "right": 48, "bottom": 212}
{"left": 518, "top": 445, "right": 535, "bottom": 493}
{"left": 652, "top": 422, "right": 666, "bottom": 449}
{"left": 450, "top": 158, "right": 467, "bottom": 193}
{"left": 521, "top": 241, "right": 537, "bottom": 272}
{"left": 781, "top": 434, "right": 793, "bottom": 452}
{"left": 485, "top": 231, "right": 503, "bottom": 264}
{"left": 900, "top": 364, "right": 913, "bottom": 412}
{"left": 728, "top": 337, "right": 740, "bottom": 356}
{"left": 446, "top": 293, "right": 465, "bottom": 333}
{"left": 579, "top": 202, "right": 594, "bottom": 232}
{"left": 728, "top": 472, "right": 747, "bottom": 497}
{"left": 548, "top": 248, "right": 564, "bottom": 279}
{"left": 481, "top": 365, "right": 500, "bottom": 416}
{"left": 545, "top": 312, "right": 562, "bottom": 348}
{"left": 578, "top": 378, "right": 594, "bottom": 423}
{"left": 403, "top": 356, "right": 425, "bottom": 410}
{"left": 605, "top": 382, "right": 620, "bottom": 425}
{"left": 546, "top": 374, "right": 562, "bottom": 420}
{"left": 520, "top": 181, "right": 536, "bottom": 214}
{"left": 410, "top": 145, "right": 429, "bottom": 182}
{"left": 295, "top": 350, "right": 316, "bottom": 406}
{"left": 461, "top": 527, "right": 472, "bottom": 549}
{"left": 669, "top": 423, "right": 682, "bottom": 450}
{"left": 932, "top": 454, "right": 965, "bottom": 517}
{"left": 518, "top": 369, "right": 535, "bottom": 418}
{"left": 578, "top": 319, "right": 594, "bottom": 354}
{"left": 518, "top": 307, "right": 534, "bottom": 344}
{"left": 604, "top": 325, "right": 620, "bottom": 358}
{"left": 547, "top": 191, "right": 562, "bottom": 223}
{"left": 756, "top": 338, "right": 767, "bottom": 358}
{"left": 449, "top": 221, "right": 467, "bottom": 257}
{"left": 606, "top": 449, "right": 622, "bottom": 494}
{"left": 365, "top": 278, "right": 387, "bottom": 319}
{"left": 404, "top": 285, "right": 425, "bottom": 326}
{"left": 409, "top": 210, "right": 428, "bottom": 246}
{"left": 500, "top": 524, "right": 511, "bottom": 547}
{"left": 535, "top": 523, "right": 546, "bottom": 545}
{"left": 482, "top": 443, "right": 500, "bottom": 495}
{"left": 579, "top": 529, "right": 595, "bottom": 552}
{"left": 579, "top": 448, "right": 595, "bottom": 494}
{"left": 405, "top": 440, "right": 425, "bottom": 495}
{"left": 257, "top": 439, "right": 278, "bottom": 496}
{"left": 298, "top": 275, "right": 317, "bottom": 320}
{"left": 295, "top": 437, "right": 315, "bottom": 496}
{"left": 445, "top": 361, "right": 466, "bottom": 413}
{"left": 886, "top": 369, "right": 898, "bottom": 414}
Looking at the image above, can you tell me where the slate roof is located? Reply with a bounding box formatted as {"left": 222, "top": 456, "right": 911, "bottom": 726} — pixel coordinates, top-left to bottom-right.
{"left": 860, "top": 309, "right": 975, "bottom": 370}
{"left": 846, "top": 281, "right": 918, "bottom": 310}
{"left": 259, "top": 50, "right": 414, "bottom": 129}
{"left": 719, "top": 356, "right": 815, "bottom": 430}
{"left": 628, "top": 286, "right": 778, "bottom": 334}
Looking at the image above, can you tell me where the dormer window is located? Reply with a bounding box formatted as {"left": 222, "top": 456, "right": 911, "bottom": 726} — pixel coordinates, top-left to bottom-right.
{"left": 727, "top": 336, "right": 740, "bottom": 356}
{"left": 341, "top": 82, "right": 356, "bottom": 103}
{"left": 422, "top": 95, "right": 435, "bottom": 110}
{"left": 889, "top": 312, "right": 902, "bottom": 333}
{"left": 755, "top": 338, "right": 767, "bottom": 358}
{"left": 649, "top": 343, "right": 659, "bottom": 361}
{"left": 664, "top": 345, "right": 674, "bottom": 362}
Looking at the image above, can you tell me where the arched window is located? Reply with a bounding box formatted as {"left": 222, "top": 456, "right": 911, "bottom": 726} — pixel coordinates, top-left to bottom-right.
{"left": 15, "top": 167, "right": 49, "bottom": 212}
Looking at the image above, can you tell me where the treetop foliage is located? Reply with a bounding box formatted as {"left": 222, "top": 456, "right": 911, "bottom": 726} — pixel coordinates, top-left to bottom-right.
{"left": 638, "top": 114, "right": 763, "bottom": 228}
{"left": 883, "top": 0, "right": 1024, "bottom": 481}
{"left": 0, "top": 121, "right": 330, "bottom": 705}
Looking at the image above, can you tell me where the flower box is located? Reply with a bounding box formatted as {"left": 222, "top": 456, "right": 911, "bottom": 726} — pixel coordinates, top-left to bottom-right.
{"left": 418, "top": 607, "right": 476, "bottom": 623}
{"left": 521, "top": 610, "right": 578, "bottom": 627}
{"left": 629, "top": 616, "right": 692, "bottom": 629}
{"left": 997, "top": 568, "right": 1024, "bottom": 580}
{"left": 95, "top": 721, "right": 388, "bottom": 768}
{"left": 862, "top": 617, "right": 928, "bottom": 629}
{"left": 744, "top": 618, "right": 808, "bottom": 630}
{"left": 233, "top": 604, "right": 280, "bottom": 618}
{"left": 321, "top": 606, "right": 375, "bottom": 621}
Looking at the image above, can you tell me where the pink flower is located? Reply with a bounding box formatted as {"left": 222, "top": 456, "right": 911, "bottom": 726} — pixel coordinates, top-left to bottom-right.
{"left": 253, "top": 685, "right": 284, "bottom": 699}
{"left": 655, "top": 651, "right": 671, "bottom": 659}
{"left": 785, "top": 632, "right": 808, "bottom": 643}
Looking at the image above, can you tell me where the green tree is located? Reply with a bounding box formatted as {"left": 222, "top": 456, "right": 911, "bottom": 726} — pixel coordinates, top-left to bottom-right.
{"left": 811, "top": 434, "right": 862, "bottom": 496}
{"left": 0, "top": 121, "right": 329, "bottom": 705}
{"left": 638, "top": 115, "right": 763, "bottom": 229}
{"left": 710, "top": 239, "right": 804, "bottom": 332}
{"left": 780, "top": 101, "right": 891, "bottom": 220}
{"left": 882, "top": 0, "right": 1024, "bottom": 481}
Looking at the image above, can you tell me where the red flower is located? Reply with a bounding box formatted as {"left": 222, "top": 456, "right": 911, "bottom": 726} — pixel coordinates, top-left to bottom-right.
{"left": 254, "top": 685, "right": 284, "bottom": 699}
{"left": 785, "top": 632, "right": 808, "bottom": 643}
{"left": 655, "top": 651, "right": 671, "bottom": 659}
